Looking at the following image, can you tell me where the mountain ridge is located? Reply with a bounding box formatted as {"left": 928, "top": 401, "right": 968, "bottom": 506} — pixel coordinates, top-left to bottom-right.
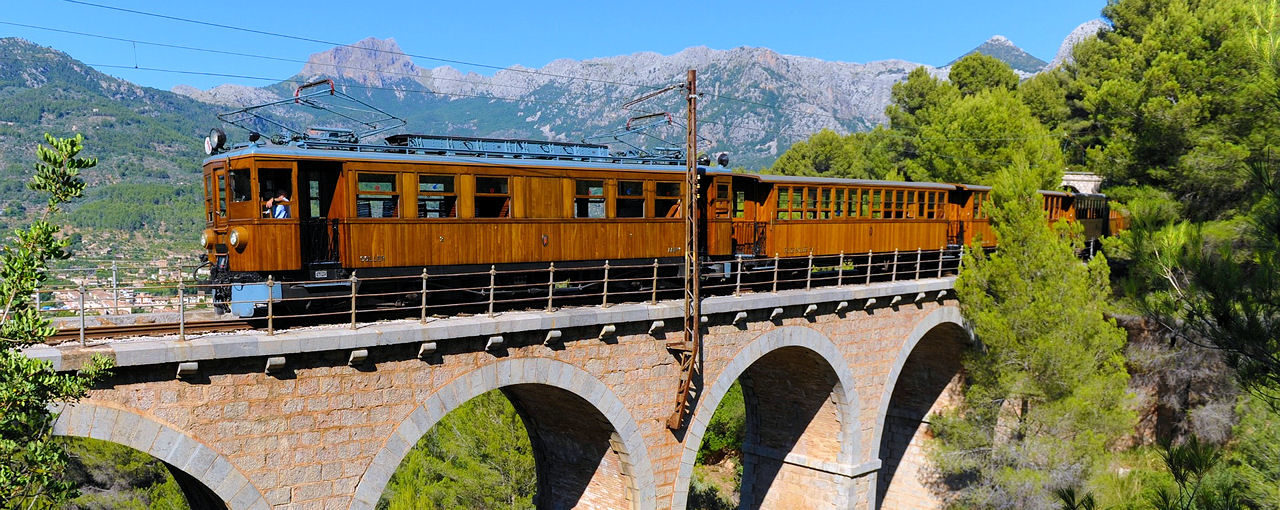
{"left": 947, "top": 35, "right": 1048, "bottom": 73}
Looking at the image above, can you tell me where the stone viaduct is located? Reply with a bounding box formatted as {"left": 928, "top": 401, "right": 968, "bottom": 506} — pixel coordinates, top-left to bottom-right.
{"left": 28, "top": 276, "right": 971, "bottom": 510}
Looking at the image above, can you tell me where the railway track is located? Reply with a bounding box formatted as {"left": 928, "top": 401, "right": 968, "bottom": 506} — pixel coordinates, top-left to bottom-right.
{"left": 49, "top": 319, "right": 254, "bottom": 343}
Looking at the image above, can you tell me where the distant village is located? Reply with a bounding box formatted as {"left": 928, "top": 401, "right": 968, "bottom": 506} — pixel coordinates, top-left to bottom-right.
{"left": 40, "top": 259, "right": 209, "bottom": 316}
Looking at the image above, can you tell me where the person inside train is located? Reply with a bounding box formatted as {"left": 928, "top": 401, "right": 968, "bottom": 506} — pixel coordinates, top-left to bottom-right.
{"left": 264, "top": 189, "right": 291, "bottom": 219}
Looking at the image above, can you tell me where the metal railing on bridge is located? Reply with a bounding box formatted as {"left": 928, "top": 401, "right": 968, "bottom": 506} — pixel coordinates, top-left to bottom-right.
{"left": 37, "top": 246, "right": 964, "bottom": 345}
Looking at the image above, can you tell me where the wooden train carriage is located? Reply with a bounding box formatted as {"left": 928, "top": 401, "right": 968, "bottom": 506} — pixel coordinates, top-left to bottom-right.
{"left": 732, "top": 175, "right": 957, "bottom": 257}
{"left": 948, "top": 184, "right": 995, "bottom": 248}
{"left": 1071, "top": 193, "right": 1111, "bottom": 239}
{"left": 201, "top": 144, "right": 718, "bottom": 280}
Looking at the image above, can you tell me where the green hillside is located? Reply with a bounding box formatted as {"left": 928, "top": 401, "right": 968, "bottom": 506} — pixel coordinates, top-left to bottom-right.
{"left": 0, "top": 38, "right": 215, "bottom": 253}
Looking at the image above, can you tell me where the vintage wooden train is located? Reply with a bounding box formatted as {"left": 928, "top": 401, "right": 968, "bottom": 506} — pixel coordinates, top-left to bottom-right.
{"left": 199, "top": 132, "right": 1124, "bottom": 317}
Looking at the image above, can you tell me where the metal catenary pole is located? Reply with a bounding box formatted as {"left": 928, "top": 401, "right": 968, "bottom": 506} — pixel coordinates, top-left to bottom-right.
{"left": 668, "top": 69, "right": 702, "bottom": 431}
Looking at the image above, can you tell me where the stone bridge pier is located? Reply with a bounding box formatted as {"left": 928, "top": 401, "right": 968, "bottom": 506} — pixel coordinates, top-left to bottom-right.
{"left": 31, "top": 277, "right": 971, "bottom": 509}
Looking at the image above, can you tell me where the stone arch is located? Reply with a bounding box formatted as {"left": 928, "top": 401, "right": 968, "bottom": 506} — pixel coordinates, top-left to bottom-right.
{"left": 672, "top": 325, "right": 861, "bottom": 509}
{"left": 51, "top": 401, "right": 267, "bottom": 509}
{"left": 872, "top": 305, "right": 971, "bottom": 509}
{"left": 351, "top": 357, "right": 655, "bottom": 509}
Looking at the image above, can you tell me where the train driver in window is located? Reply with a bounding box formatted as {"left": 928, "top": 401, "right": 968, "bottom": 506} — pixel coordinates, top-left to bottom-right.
{"left": 264, "top": 189, "right": 291, "bottom": 219}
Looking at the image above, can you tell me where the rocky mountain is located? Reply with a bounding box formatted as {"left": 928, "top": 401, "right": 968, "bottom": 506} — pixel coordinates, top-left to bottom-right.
{"left": 176, "top": 37, "right": 935, "bottom": 169}
{"left": 1047, "top": 19, "right": 1109, "bottom": 69}
{"left": 948, "top": 35, "right": 1048, "bottom": 74}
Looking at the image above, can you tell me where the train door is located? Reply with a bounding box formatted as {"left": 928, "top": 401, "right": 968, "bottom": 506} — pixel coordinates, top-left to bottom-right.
{"left": 209, "top": 164, "right": 229, "bottom": 270}
{"left": 946, "top": 189, "right": 970, "bottom": 246}
{"left": 299, "top": 161, "right": 342, "bottom": 271}
{"left": 704, "top": 176, "right": 734, "bottom": 256}
{"left": 730, "top": 176, "right": 766, "bottom": 256}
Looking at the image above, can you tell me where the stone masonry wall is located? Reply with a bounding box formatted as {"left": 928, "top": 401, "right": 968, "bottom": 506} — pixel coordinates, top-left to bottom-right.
{"left": 46, "top": 280, "right": 967, "bottom": 510}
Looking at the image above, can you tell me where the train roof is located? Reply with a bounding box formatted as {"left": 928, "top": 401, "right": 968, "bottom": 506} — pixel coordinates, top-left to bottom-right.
{"left": 201, "top": 136, "right": 1104, "bottom": 198}
{"left": 748, "top": 173, "right": 957, "bottom": 190}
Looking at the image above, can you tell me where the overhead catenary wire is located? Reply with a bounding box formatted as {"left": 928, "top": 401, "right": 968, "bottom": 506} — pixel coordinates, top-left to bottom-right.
{"left": 58, "top": 0, "right": 1068, "bottom": 144}
{"left": 62, "top": 0, "right": 667, "bottom": 92}
{"left": 6, "top": 15, "right": 1081, "bottom": 173}
{"left": 0, "top": 21, "right": 549, "bottom": 96}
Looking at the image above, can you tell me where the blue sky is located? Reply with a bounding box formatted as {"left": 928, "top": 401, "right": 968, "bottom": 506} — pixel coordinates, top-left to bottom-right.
{"left": 3, "top": 0, "right": 1107, "bottom": 91}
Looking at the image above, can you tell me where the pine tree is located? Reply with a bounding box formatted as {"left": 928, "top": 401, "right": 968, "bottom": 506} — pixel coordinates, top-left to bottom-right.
{"left": 930, "top": 157, "right": 1132, "bottom": 509}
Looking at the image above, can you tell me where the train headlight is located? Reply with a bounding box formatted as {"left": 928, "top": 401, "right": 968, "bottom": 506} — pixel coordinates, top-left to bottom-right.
{"left": 200, "top": 230, "right": 210, "bottom": 248}
{"left": 228, "top": 227, "right": 247, "bottom": 248}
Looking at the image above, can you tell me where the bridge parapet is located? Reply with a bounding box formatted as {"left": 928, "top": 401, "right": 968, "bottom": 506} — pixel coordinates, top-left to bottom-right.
{"left": 27, "top": 277, "right": 955, "bottom": 372}
{"left": 33, "top": 276, "right": 966, "bottom": 510}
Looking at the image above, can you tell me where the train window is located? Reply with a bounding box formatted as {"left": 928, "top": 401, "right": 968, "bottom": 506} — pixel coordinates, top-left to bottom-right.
{"left": 790, "top": 187, "right": 803, "bottom": 219}
{"left": 574, "top": 180, "right": 606, "bottom": 218}
{"left": 851, "top": 189, "right": 862, "bottom": 218}
{"left": 217, "top": 174, "right": 227, "bottom": 217}
{"left": 417, "top": 175, "right": 456, "bottom": 218}
{"left": 805, "top": 188, "right": 818, "bottom": 219}
{"left": 204, "top": 174, "right": 214, "bottom": 222}
{"left": 834, "top": 189, "right": 844, "bottom": 217}
{"left": 475, "top": 176, "right": 511, "bottom": 218}
{"left": 229, "top": 170, "right": 252, "bottom": 202}
{"left": 617, "top": 180, "right": 644, "bottom": 218}
{"left": 871, "top": 190, "right": 883, "bottom": 219}
{"left": 820, "top": 188, "right": 832, "bottom": 219}
{"left": 717, "top": 184, "right": 729, "bottom": 200}
{"left": 258, "top": 168, "right": 293, "bottom": 218}
{"left": 356, "top": 173, "right": 398, "bottom": 218}
{"left": 734, "top": 190, "right": 746, "bottom": 219}
{"left": 655, "top": 182, "right": 681, "bottom": 218}
{"left": 776, "top": 187, "right": 789, "bottom": 220}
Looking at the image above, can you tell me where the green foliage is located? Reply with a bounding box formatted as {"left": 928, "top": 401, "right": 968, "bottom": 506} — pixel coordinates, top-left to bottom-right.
{"left": 1221, "top": 394, "right": 1280, "bottom": 507}
{"left": 30, "top": 133, "right": 93, "bottom": 212}
{"left": 775, "top": 58, "right": 1062, "bottom": 188}
{"left": 907, "top": 87, "right": 1064, "bottom": 188}
{"left": 0, "top": 133, "right": 113, "bottom": 508}
{"left": 1060, "top": 0, "right": 1270, "bottom": 220}
{"left": 378, "top": 390, "right": 535, "bottom": 510}
{"left": 696, "top": 381, "right": 745, "bottom": 465}
{"left": 68, "top": 183, "right": 204, "bottom": 236}
{"left": 60, "top": 437, "right": 191, "bottom": 509}
{"left": 931, "top": 157, "right": 1133, "bottom": 508}
{"left": 1148, "top": 435, "right": 1235, "bottom": 510}
{"left": 950, "top": 53, "right": 1020, "bottom": 96}
{"left": 769, "top": 129, "right": 898, "bottom": 179}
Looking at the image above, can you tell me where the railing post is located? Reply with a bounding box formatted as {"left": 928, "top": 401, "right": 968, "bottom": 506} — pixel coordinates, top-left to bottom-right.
{"left": 349, "top": 271, "right": 358, "bottom": 330}
{"left": 772, "top": 253, "right": 780, "bottom": 293}
{"left": 78, "top": 282, "right": 86, "bottom": 346}
{"left": 837, "top": 251, "right": 845, "bottom": 286}
{"left": 915, "top": 248, "right": 922, "bottom": 280}
{"left": 891, "top": 249, "right": 899, "bottom": 282}
{"left": 937, "top": 247, "right": 945, "bottom": 277}
{"left": 601, "top": 260, "right": 610, "bottom": 308}
{"left": 420, "top": 268, "right": 429, "bottom": 324}
{"left": 547, "top": 263, "right": 556, "bottom": 312}
{"left": 806, "top": 251, "right": 813, "bottom": 290}
{"left": 266, "top": 275, "right": 275, "bottom": 336}
{"left": 178, "top": 281, "right": 186, "bottom": 341}
{"left": 734, "top": 256, "right": 743, "bottom": 297}
{"left": 111, "top": 260, "right": 119, "bottom": 315}
{"left": 867, "top": 250, "right": 873, "bottom": 285}
{"left": 488, "top": 265, "right": 497, "bottom": 317}
{"left": 650, "top": 259, "right": 659, "bottom": 304}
